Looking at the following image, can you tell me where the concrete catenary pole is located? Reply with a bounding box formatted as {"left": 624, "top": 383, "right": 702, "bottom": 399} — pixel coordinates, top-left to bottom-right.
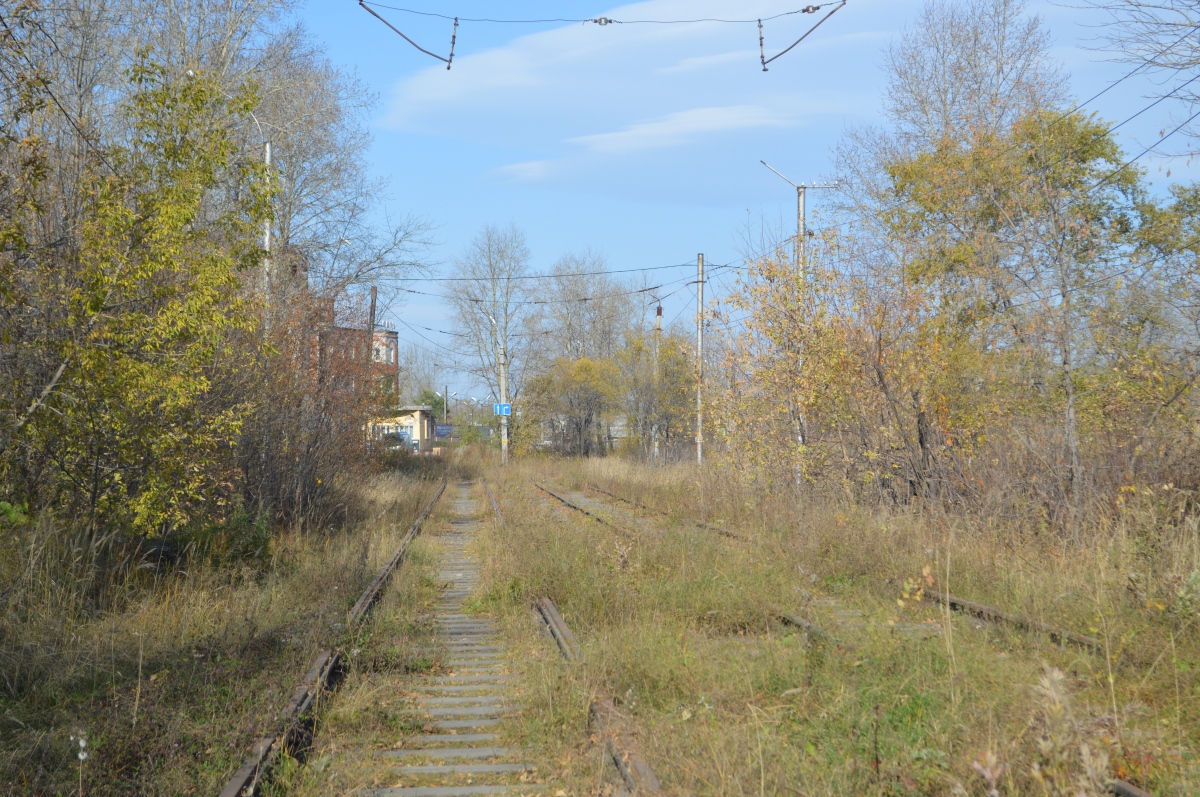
{"left": 499, "top": 346, "right": 509, "bottom": 465}
{"left": 696, "top": 253, "right": 705, "bottom": 465}
{"left": 760, "top": 160, "right": 837, "bottom": 271}
{"left": 797, "top": 184, "right": 806, "bottom": 267}
{"left": 653, "top": 304, "right": 662, "bottom": 465}
{"left": 263, "top": 141, "right": 272, "bottom": 303}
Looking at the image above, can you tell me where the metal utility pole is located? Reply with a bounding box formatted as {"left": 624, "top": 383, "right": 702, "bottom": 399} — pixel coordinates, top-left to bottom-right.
{"left": 760, "top": 161, "right": 837, "bottom": 270}
{"left": 696, "top": 254, "right": 705, "bottom": 465}
{"left": 444, "top": 384, "right": 449, "bottom": 424}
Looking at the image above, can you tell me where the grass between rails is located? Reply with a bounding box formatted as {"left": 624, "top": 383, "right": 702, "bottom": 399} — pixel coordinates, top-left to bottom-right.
{"left": 271, "top": 477, "right": 581, "bottom": 796}
{"left": 0, "top": 465, "right": 444, "bottom": 796}
{"left": 263, "top": 531, "right": 443, "bottom": 796}
{"left": 471, "top": 458, "right": 1198, "bottom": 796}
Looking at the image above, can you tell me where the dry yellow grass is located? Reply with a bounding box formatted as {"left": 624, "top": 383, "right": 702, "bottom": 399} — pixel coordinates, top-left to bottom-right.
{"left": 0, "top": 467, "right": 444, "bottom": 796}
{"left": 465, "top": 457, "right": 1198, "bottom": 796}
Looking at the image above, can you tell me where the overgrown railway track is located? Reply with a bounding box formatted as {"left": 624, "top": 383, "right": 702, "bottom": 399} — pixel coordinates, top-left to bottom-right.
{"left": 217, "top": 477, "right": 448, "bottom": 797}
{"left": 527, "top": 477, "right": 1154, "bottom": 797}
{"left": 217, "top": 477, "right": 665, "bottom": 796}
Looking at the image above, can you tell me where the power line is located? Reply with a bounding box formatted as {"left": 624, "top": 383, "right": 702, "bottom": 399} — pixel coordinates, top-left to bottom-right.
{"left": 760, "top": 1, "right": 845, "bottom": 70}
{"left": 359, "top": 2, "right": 843, "bottom": 68}
{"left": 360, "top": 3, "right": 836, "bottom": 25}
{"left": 396, "top": 316, "right": 464, "bottom": 355}
{"left": 412, "top": 269, "right": 717, "bottom": 306}
{"left": 404, "top": 260, "right": 700, "bottom": 282}
{"left": 359, "top": 0, "right": 457, "bottom": 68}
{"left": 1092, "top": 104, "right": 1200, "bottom": 192}
{"left": 807, "top": 25, "right": 1200, "bottom": 236}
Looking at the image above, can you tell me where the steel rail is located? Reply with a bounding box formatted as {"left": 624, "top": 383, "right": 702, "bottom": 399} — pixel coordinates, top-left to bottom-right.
{"left": 534, "top": 476, "right": 1152, "bottom": 794}
{"left": 217, "top": 476, "right": 448, "bottom": 797}
{"left": 536, "top": 596, "right": 663, "bottom": 796}
{"left": 531, "top": 480, "right": 640, "bottom": 536}
{"left": 585, "top": 483, "right": 740, "bottom": 539}
{"left": 1108, "top": 779, "right": 1155, "bottom": 797}
{"left": 581, "top": 482, "right": 1102, "bottom": 654}
{"left": 779, "top": 612, "right": 854, "bottom": 652}
{"left": 923, "top": 591, "right": 1101, "bottom": 652}
{"left": 481, "top": 477, "right": 503, "bottom": 526}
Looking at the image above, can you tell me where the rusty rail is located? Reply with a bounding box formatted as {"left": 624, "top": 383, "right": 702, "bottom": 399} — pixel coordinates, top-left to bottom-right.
{"left": 779, "top": 612, "right": 854, "bottom": 652}
{"left": 481, "top": 477, "right": 503, "bottom": 526}
{"left": 535, "top": 477, "right": 1139, "bottom": 792}
{"left": 217, "top": 477, "right": 448, "bottom": 797}
{"left": 925, "top": 591, "right": 1100, "bottom": 652}
{"left": 586, "top": 483, "right": 740, "bottom": 539}
{"left": 532, "top": 480, "right": 639, "bottom": 536}
{"left": 1107, "top": 779, "right": 1154, "bottom": 797}
{"left": 536, "top": 596, "right": 663, "bottom": 796}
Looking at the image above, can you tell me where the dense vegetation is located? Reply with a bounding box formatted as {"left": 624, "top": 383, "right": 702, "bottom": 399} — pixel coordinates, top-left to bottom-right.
{"left": 2, "top": 0, "right": 1199, "bottom": 794}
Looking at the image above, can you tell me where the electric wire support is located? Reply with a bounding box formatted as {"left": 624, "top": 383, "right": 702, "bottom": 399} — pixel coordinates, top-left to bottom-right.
{"left": 358, "top": 1, "right": 847, "bottom": 70}
{"left": 760, "top": 1, "right": 847, "bottom": 71}
{"left": 359, "top": 1, "right": 458, "bottom": 68}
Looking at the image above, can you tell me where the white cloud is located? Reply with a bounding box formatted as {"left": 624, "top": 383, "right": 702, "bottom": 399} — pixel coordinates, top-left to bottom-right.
{"left": 495, "top": 160, "right": 555, "bottom": 182}
{"left": 657, "top": 50, "right": 756, "bottom": 74}
{"left": 570, "top": 105, "right": 796, "bottom": 154}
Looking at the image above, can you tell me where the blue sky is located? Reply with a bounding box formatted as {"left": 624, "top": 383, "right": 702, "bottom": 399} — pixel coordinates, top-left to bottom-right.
{"left": 298, "top": 0, "right": 1198, "bottom": 397}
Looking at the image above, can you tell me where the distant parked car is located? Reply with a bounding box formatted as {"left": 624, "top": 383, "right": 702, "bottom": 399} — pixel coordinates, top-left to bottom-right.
{"left": 381, "top": 431, "right": 414, "bottom": 452}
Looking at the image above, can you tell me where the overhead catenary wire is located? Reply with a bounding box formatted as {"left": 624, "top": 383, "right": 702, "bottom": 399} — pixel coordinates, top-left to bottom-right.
{"left": 403, "top": 260, "right": 702, "bottom": 282}
{"left": 1091, "top": 103, "right": 1200, "bottom": 192}
{"left": 392, "top": 265, "right": 739, "bottom": 355}
{"left": 807, "top": 25, "right": 1200, "bottom": 238}
{"left": 759, "top": 1, "right": 846, "bottom": 70}
{"left": 360, "top": 2, "right": 837, "bottom": 25}
{"left": 809, "top": 63, "right": 1200, "bottom": 245}
{"left": 358, "top": 0, "right": 458, "bottom": 68}
{"left": 359, "top": 2, "right": 844, "bottom": 68}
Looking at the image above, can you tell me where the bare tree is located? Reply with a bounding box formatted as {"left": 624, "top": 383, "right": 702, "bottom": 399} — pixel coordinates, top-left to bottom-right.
{"left": 531, "top": 251, "right": 634, "bottom": 363}
{"left": 397, "top": 342, "right": 443, "bottom": 404}
{"left": 1083, "top": 0, "right": 1200, "bottom": 153}
{"left": 884, "top": 0, "right": 1066, "bottom": 149}
{"left": 255, "top": 35, "right": 432, "bottom": 304}
{"left": 447, "top": 224, "right": 532, "bottom": 401}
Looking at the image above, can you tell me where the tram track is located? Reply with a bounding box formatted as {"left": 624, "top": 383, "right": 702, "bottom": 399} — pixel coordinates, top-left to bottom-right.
{"left": 220, "top": 476, "right": 664, "bottom": 796}
{"left": 217, "top": 477, "right": 448, "bottom": 797}
{"left": 527, "top": 476, "right": 1155, "bottom": 797}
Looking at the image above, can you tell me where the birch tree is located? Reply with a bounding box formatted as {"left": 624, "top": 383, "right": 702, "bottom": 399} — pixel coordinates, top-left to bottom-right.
{"left": 447, "top": 224, "right": 532, "bottom": 402}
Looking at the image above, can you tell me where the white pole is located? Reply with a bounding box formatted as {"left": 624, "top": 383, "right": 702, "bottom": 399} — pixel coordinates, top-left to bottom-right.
{"left": 797, "top": 185, "right": 806, "bottom": 269}
{"left": 263, "top": 141, "right": 271, "bottom": 297}
{"left": 499, "top": 346, "right": 509, "bottom": 466}
{"left": 696, "top": 253, "right": 705, "bottom": 465}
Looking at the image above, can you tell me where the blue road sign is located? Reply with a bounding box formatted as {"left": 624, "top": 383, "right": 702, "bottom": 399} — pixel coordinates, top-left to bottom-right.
{"left": 493, "top": 403, "right": 512, "bottom": 416}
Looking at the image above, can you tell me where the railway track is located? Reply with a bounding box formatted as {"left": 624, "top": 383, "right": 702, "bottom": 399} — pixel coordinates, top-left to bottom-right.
{"left": 215, "top": 473, "right": 1152, "bottom": 796}
{"left": 528, "top": 477, "right": 1154, "bottom": 797}
{"left": 218, "top": 477, "right": 447, "bottom": 797}
{"left": 219, "top": 478, "right": 662, "bottom": 796}
{"left": 356, "top": 480, "right": 542, "bottom": 796}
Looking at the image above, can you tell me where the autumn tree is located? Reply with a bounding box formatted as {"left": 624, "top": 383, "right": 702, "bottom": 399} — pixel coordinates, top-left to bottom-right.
{"left": 0, "top": 59, "right": 268, "bottom": 537}
{"left": 527, "top": 357, "right": 620, "bottom": 456}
